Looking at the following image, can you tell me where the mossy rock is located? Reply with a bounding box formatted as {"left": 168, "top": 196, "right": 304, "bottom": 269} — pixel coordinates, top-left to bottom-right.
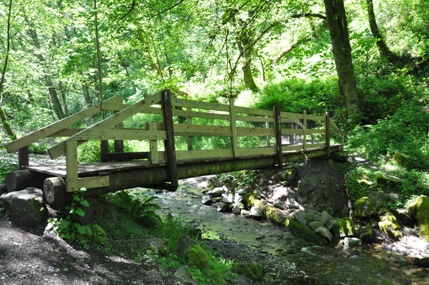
{"left": 378, "top": 212, "right": 403, "bottom": 240}
{"left": 281, "top": 168, "right": 297, "bottom": 182}
{"left": 407, "top": 196, "right": 429, "bottom": 241}
{"left": 357, "top": 226, "right": 376, "bottom": 242}
{"left": 375, "top": 173, "right": 402, "bottom": 189}
{"left": 89, "top": 224, "right": 107, "bottom": 246}
{"left": 231, "top": 262, "right": 264, "bottom": 281}
{"left": 285, "top": 219, "right": 328, "bottom": 244}
{"left": 354, "top": 196, "right": 377, "bottom": 219}
{"left": 331, "top": 151, "right": 349, "bottom": 162}
{"left": 243, "top": 193, "right": 266, "bottom": 212}
{"left": 331, "top": 217, "right": 357, "bottom": 238}
{"left": 185, "top": 244, "right": 209, "bottom": 270}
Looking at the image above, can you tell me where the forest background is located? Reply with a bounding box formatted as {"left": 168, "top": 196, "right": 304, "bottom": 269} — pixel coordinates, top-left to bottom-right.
{"left": 1, "top": 0, "right": 429, "bottom": 208}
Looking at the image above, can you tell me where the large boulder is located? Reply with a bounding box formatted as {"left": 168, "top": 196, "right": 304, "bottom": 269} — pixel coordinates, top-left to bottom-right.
{"left": 331, "top": 217, "right": 357, "bottom": 238}
{"left": 177, "top": 234, "right": 208, "bottom": 270}
{"left": 231, "top": 262, "right": 264, "bottom": 282}
{"left": 353, "top": 196, "right": 377, "bottom": 219}
{"left": 0, "top": 187, "right": 46, "bottom": 226}
{"left": 378, "top": 211, "right": 403, "bottom": 240}
{"left": 407, "top": 196, "right": 429, "bottom": 240}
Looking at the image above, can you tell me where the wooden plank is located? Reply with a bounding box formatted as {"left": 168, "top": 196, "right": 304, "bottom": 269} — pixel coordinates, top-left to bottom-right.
{"left": 303, "top": 110, "right": 307, "bottom": 150}
{"left": 173, "top": 108, "right": 230, "bottom": 121}
{"left": 49, "top": 92, "right": 162, "bottom": 159}
{"left": 325, "top": 112, "right": 331, "bottom": 156}
{"left": 234, "top": 106, "right": 273, "bottom": 117}
{"left": 148, "top": 122, "right": 159, "bottom": 164}
{"left": 235, "top": 115, "right": 274, "bottom": 123}
{"left": 187, "top": 108, "right": 193, "bottom": 150}
{"left": 66, "top": 140, "right": 78, "bottom": 192}
{"left": 72, "top": 129, "right": 166, "bottom": 141}
{"left": 306, "top": 114, "right": 324, "bottom": 121}
{"left": 76, "top": 176, "right": 109, "bottom": 189}
{"left": 282, "top": 128, "right": 305, "bottom": 135}
{"left": 237, "top": 146, "right": 276, "bottom": 157}
{"left": 18, "top": 146, "right": 29, "bottom": 169}
{"left": 172, "top": 97, "right": 230, "bottom": 112}
{"left": 49, "top": 128, "right": 84, "bottom": 137}
{"left": 274, "top": 106, "right": 282, "bottom": 168}
{"left": 5, "top": 97, "right": 119, "bottom": 153}
{"left": 176, "top": 149, "right": 233, "bottom": 161}
{"left": 229, "top": 98, "right": 238, "bottom": 158}
{"left": 279, "top": 112, "right": 303, "bottom": 120}
{"left": 174, "top": 124, "right": 232, "bottom": 137}
{"left": 236, "top": 127, "right": 273, "bottom": 136}
{"left": 161, "top": 90, "right": 178, "bottom": 189}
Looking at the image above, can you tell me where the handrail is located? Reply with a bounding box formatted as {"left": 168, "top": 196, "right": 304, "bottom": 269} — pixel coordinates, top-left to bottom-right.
{"left": 3, "top": 89, "right": 344, "bottom": 192}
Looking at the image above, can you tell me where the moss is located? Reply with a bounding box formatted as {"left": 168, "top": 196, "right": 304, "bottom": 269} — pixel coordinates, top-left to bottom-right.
{"left": 281, "top": 168, "right": 296, "bottom": 182}
{"left": 407, "top": 196, "right": 429, "bottom": 240}
{"left": 378, "top": 212, "right": 403, "bottom": 240}
{"left": 89, "top": 224, "right": 107, "bottom": 246}
{"left": 331, "top": 217, "right": 357, "bottom": 238}
{"left": 354, "top": 196, "right": 377, "bottom": 219}
{"left": 243, "top": 193, "right": 266, "bottom": 212}
{"left": 285, "top": 219, "right": 328, "bottom": 244}
{"left": 264, "top": 205, "right": 287, "bottom": 226}
{"left": 185, "top": 244, "right": 208, "bottom": 270}
{"left": 231, "top": 262, "right": 264, "bottom": 281}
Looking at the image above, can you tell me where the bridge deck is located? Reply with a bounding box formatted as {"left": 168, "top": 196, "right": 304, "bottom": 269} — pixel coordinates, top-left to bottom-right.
{"left": 25, "top": 144, "right": 342, "bottom": 179}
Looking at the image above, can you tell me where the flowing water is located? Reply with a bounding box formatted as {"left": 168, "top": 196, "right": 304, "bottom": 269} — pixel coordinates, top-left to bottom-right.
{"left": 152, "top": 177, "right": 429, "bottom": 285}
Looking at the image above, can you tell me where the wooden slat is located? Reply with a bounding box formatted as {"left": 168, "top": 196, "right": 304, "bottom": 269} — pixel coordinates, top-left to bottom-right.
{"left": 148, "top": 123, "right": 159, "bottom": 164}
{"left": 66, "top": 140, "right": 78, "bottom": 192}
{"left": 237, "top": 146, "right": 276, "bottom": 157}
{"left": 172, "top": 97, "right": 230, "bottom": 112}
{"left": 176, "top": 149, "right": 233, "bottom": 161}
{"left": 279, "top": 112, "right": 303, "bottom": 120}
{"left": 229, "top": 98, "right": 238, "bottom": 157}
{"left": 235, "top": 115, "right": 274, "bottom": 123}
{"left": 5, "top": 96, "right": 119, "bottom": 153}
{"left": 76, "top": 176, "right": 109, "bottom": 189}
{"left": 306, "top": 114, "right": 324, "bottom": 121}
{"left": 174, "top": 124, "right": 232, "bottom": 137}
{"left": 72, "top": 129, "right": 166, "bottom": 141}
{"left": 173, "top": 108, "right": 230, "bottom": 121}
{"left": 236, "top": 127, "right": 273, "bottom": 136}
{"left": 49, "top": 92, "right": 162, "bottom": 159}
{"left": 234, "top": 106, "right": 273, "bottom": 117}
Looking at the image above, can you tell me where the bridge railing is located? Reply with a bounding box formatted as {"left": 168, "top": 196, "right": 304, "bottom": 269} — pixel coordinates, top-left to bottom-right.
{"left": 4, "top": 90, "right": 343, "bottom": 192}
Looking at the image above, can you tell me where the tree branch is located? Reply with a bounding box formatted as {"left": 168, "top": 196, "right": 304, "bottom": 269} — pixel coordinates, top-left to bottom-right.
{"left": 291, "top": 13, "right": 327, "bottom": 21}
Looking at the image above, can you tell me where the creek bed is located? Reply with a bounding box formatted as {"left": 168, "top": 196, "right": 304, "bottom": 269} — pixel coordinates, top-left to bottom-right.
{"left": 152, "top": 178, "right": 428, "bottom": 285}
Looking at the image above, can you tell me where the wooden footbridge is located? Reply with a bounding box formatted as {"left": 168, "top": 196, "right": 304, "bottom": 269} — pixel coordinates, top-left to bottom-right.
{"left": 4, "top": 90, "right": 343, "bottom": 208}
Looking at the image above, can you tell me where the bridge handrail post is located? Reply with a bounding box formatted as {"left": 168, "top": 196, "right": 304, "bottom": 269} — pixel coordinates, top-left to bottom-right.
{"left": 325, "top": 112, "right": 331, "bottom": 157}
{"left": 274, "top": 106, "right": 282, "bottom": 168}
{"left": 229, "top": 97, "right": 239, "bottom": 158}
{"left": 148, "top": 122, "right": 159, "bottom": 164}
{"left": 65, "top": 139, "right": 78, "bottom": 192}
{"left": 303, "top": 110, "right": 307, "bottom": 151}
{"left": 18, "top": 146, "right": 29, "bottom": 169}
{"left": 161, "top": 90, "right": 178, "bottom": 190}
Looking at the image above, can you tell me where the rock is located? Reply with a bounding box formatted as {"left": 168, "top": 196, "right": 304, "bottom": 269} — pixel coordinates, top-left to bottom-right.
{"left": 297, "top": 178, "right": 316, "bottom": 203}
{"left": 378, "top": 211, "right": 403, "bottom": 240}
{"left": 234, "top": 193, "right": 243, "bottom": 204}
{"left": 321, "top": 210, "right": 334, "bottom": 226}
{"left": 0, "top": 183, "right": 7, "bottom": 195}
{"left": 232, "top": 203, "right": 242, "bottom": 215}
{"left": 357, "top": 226, "right": 376, "bottom": 242}
{"left": 177, "top": 234, "right": 208, "bottom": 270}
{"left": 0, "top": 187, "right": 46, "bottom": 226}
{"left": 413, "top": 258, "right": 429, "bottom": 268}
{"left": 308, "top": 221, "right": 324, "bottom": 231}
{"left": 285, "top": 219, "right": 328, "bottom": 244}
{"left": 293, "top": 210, "right": 307, "bottom": 226}
{"left": 249, "top": 207, "right": 263, "bottom": 219}
{"left": 201, "top": 195, "right": 213, "bottom": 205}
{"left": 72, "top": 197, "right": 104, "bottom": 225}
{"left": 208, "top": 186, "right": 227, "bottom": 198}
{"left": 231, "top": 262, "right": 264, "bottom": 282}
{"left": 344, "top": 237, "right": 362, "bottom": 248}
{"left": 144, "top": 238, "right": 170, "bottom": 257}
{"left": 281, "top": 168, "right": 297, "bottom": 183}
{"left": 316, "top": 226, "right": 334, "bottom": 242}
{"left": 221, "top": 193, "right": 234, "bottom": 204}
{"left": 407, "top": 196, "right": 429, "bottom": 241}
{"left": 216, "top": 202, "right": 230, "bottom": 213}
{"left": 174, "top": 266, "right": 198, "bottom": 285}
{"left": 88, "top": 224, "right": 107, "bottom": 246}
{"left": 375, "top": 173, "right": 402, "bottom": 189}
{"left": 353, "top": 196, "right": 377, "bottom": 219}
{"left": 331, "top": 217, "right": 357, "bottom": 238}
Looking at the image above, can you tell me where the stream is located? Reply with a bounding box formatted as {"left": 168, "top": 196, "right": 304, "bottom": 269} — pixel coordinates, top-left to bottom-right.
{"left": 151, "top": 177, "right": 429, "bottom": 285}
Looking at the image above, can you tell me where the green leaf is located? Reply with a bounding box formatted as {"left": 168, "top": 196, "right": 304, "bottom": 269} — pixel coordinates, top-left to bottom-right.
{"left": 76, "top": 208, "right": 86, "bottom": 217}
{"left": 80, "top": 199, "right": 90, "bottom": 207}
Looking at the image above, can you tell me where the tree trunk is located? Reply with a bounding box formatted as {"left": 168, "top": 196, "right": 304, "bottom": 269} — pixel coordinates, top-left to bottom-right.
{"left": 324, "top": 0, "right": 360, "bottom": 117}
{"left": 0, "top": 0, "right": 16, "bottom": 140}
{"left": 366, "top": 0, "right": 398, "bottom": 61}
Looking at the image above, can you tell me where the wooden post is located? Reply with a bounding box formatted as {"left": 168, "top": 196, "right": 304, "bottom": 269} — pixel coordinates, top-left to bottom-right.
{"left": 66, "top": 139, "right": 79, "bottom": 192}
{"left": 265, "top": 117, "right": 271, "bottom": 146}
{"left": 100, "top": 140, "right": 108, "bottom": 162}
{"left": 229, "top": 97, "right": 238, "bottom": 158}
{"left": 161, "top": 90, "right": 178, "bottom": 190}
{"left": 303, "top": 110, "right": 307, "bottom": 151}
{"left": 325, "top": 112, "right": 331, "bottom": 157}
{"left": 18, "top": 146, "right": 29, "bottom": 169}
{"left": 187, "top": 107, "right": 193, "bottom": 151}
{"left": 148, "top": 122, "right": 159, "bottom": 164}
{"left": 274, "top": 106, "right": 282, "bottom": 168}
{"left": 114, "top": 96, "right": 124, "bottom": 154}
